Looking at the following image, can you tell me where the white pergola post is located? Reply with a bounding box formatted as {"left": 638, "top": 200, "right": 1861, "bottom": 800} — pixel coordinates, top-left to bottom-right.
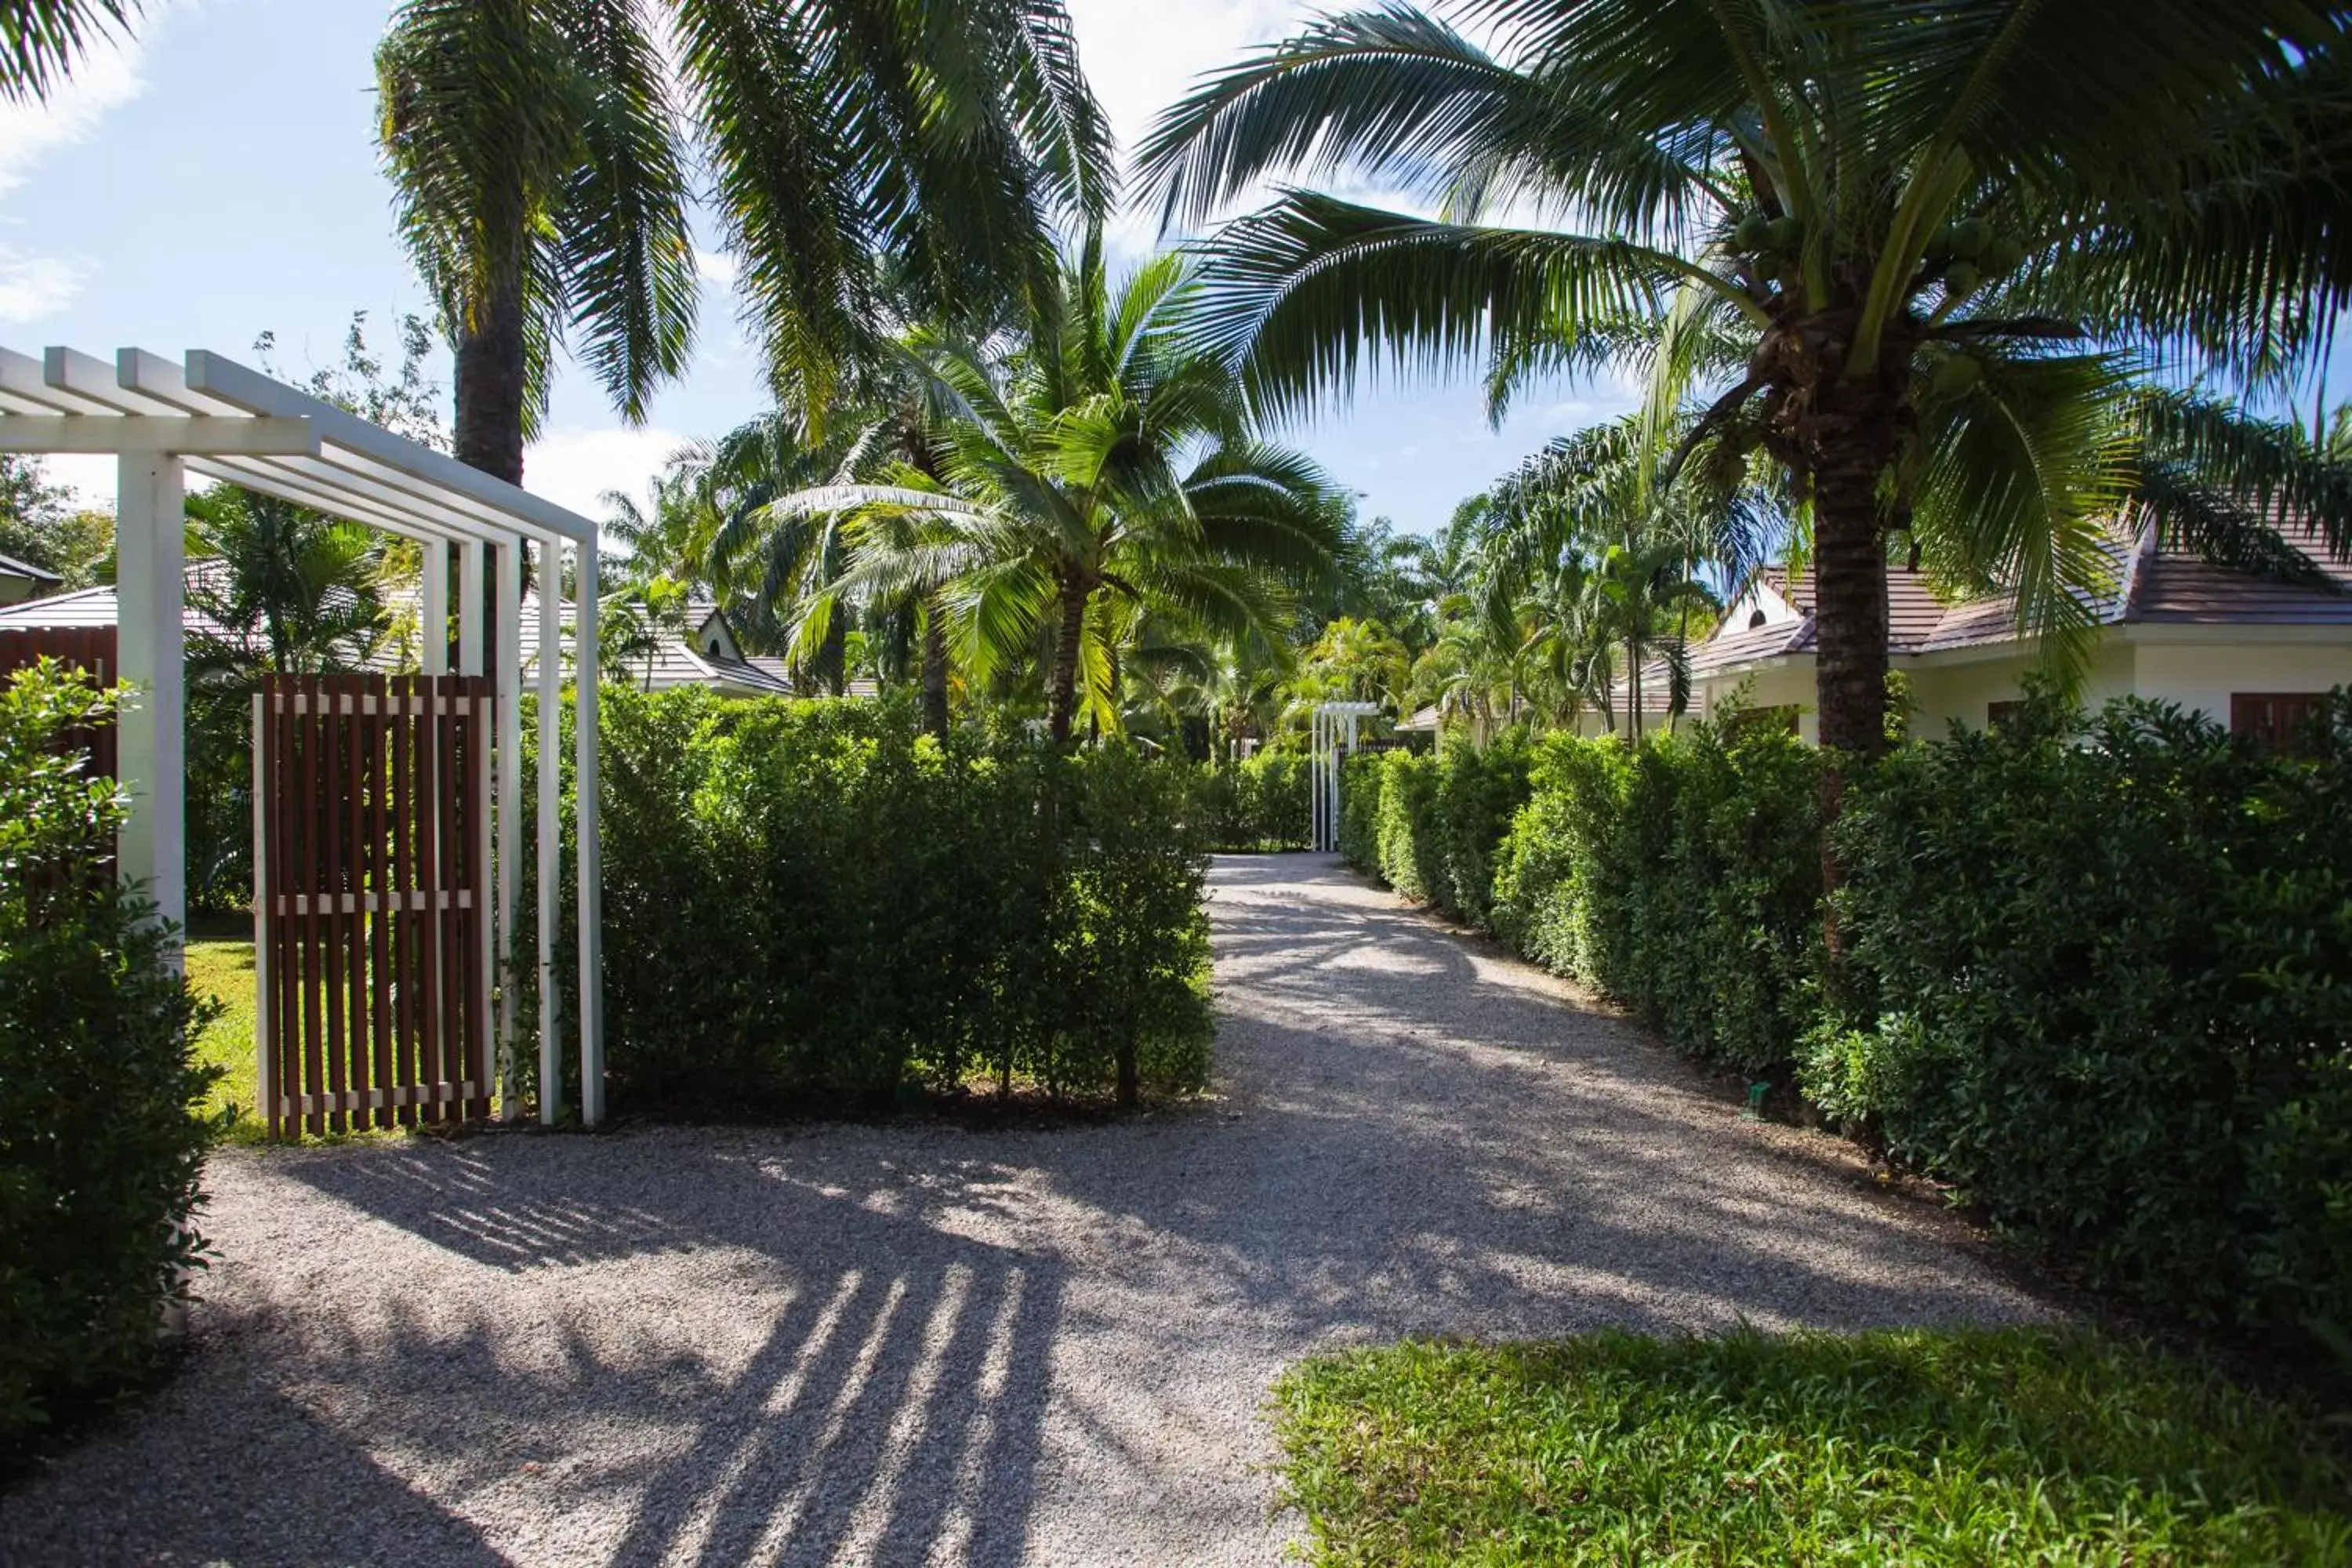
{"left": 573, "top": 543, "right": 604, "bottom": 1130}
{"left": 536, "top": 540, "right": 563, "bottom": 1124}
{"left": 1312, "top": 701, "right": 1380, "bottom": 853}
{"left": 421, "top": 539, "right": 448, "bottom": 677}
{"left": 456, "top": 539, "right": 484, "bottom": 677}
{"left": 115, "top": 449, "right": 186, "bottom": 948}
{"left": 495, "top": 539, "right": 523, "bottom": 1118}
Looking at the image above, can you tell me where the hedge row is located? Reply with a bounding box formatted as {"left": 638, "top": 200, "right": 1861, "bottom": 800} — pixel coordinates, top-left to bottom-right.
{"left": 1192, "top": 750, "right": 1311, "bottom": 851}
{"left": 520, "top": 690, "right": 1213, "bottom": 1115}
{"left": 0, "top": 663, "right": 220, "bottom": 1443}
{"left": 1341, "top": 698, "right": 2352, "bottom": 1355}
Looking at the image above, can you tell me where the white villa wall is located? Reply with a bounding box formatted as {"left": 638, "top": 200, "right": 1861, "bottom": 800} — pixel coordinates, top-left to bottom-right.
{"left": 2128, "top": 637, "right": 2352, "bottom": 726}
{"left": 1905, "top": 644, "right": 2138, "bottom": 736}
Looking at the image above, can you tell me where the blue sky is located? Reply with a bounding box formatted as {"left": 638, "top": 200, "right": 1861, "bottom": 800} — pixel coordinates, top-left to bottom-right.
{"left": 0, "top": 0, "right": 1631, "bottom": 537}
{"left": 4, "top": 1, "right": 2339, "bottom": 535}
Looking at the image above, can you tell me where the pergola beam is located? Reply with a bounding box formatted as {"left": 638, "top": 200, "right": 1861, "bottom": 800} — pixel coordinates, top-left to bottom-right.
{"left": 0, "top": 415, "right": 318, "bottom": 455}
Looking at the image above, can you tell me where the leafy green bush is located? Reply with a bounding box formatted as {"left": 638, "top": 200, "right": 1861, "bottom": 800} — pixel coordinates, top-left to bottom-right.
{"left": 1804, "top": 695, "right": 2352, "bottom": 1345}
{"left": 1370, "top": 691, "right": 2352, "bottom": 1355}
{"left": 1192, "top": 750, "right": 1310, "bottom": 851}
{"left": 1395, "top": 721, "right": 1824, "bottom": 1073}
{"left": 514, "top": 689, "right": 1211, "bottom": 1115}
{"left": 0, "top": 662, "right": 220, "bottom": 1442}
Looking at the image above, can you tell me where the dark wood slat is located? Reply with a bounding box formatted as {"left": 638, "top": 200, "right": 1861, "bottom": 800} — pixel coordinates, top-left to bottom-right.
{"left": 298, "top": 675, "right": 325, "bottom": 1138}
{"left": 321, "top": 680, "right": 347, "bottom": 1135}
{"left": 392, "top": 677, "right": 416, "bottom": 1128}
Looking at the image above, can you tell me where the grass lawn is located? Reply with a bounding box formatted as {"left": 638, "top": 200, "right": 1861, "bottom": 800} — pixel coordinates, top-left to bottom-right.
{"left": 1272, "top": 1327, "right": 2352, "bottom": 1566}
{"left": 184, "top": 935, "right": 264, "bottom": 1144}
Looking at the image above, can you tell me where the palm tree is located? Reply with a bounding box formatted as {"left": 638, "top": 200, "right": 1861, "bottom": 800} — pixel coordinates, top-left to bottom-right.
{"left": 1139, "top": 2, "right": 2352, "bottom": 764}
{"left": 1482, "top": 419, "right": 1740, "bottom": 742}
{"left": 377, "top": 0, "right": 1111, "bottom": 487}
{"left": 2, "top": 0, "right": 136, "bottom": 101}
{"left": 775, "top": 245, "right": 1344, "bottom": 744}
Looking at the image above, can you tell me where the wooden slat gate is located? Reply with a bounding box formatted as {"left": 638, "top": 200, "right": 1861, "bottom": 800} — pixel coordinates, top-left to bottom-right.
{"left": 254, "top": 673, "right": 495, "bottom": 1138}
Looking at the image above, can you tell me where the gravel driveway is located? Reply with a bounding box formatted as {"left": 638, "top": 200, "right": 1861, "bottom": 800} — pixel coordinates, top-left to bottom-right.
{"left": 3, "top": 854, "right": 2046, "bottom": 1566}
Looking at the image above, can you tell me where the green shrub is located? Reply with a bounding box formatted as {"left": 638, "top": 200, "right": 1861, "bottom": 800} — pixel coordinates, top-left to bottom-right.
{"left": 0, "top": 662, "right": 221, "bottom": 1442}
{"left": 514, "top": 688, "right": 1211, "bottom": 1114}
{"left": 1426, "top": 735, "right": 1534, "bottom": 927}
{"left": 1193, "top": 750, "right": 1310, "bottom": 851}
{"left": 1804, "top": 695, "right": 2352, "bottom": 1345}
{"left": 1483, "top": 722, "right": 1820, "bottom": 1072}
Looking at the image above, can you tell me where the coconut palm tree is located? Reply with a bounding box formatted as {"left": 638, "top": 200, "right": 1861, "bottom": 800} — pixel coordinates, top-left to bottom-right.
{"left": 2, "top": 0, "right": 136, "bottom": 101}
{"left": 773, "top": 245, "right": 1344, "bottom": 743}
{"left": 1139, "top": 1, "right": 2352, "bottom": 764}
{"left": 1481, "top": 419, "right": 1743, "bottom": 741}
{"left": 377, "top": 0, "right": 1111, "bottom": 486}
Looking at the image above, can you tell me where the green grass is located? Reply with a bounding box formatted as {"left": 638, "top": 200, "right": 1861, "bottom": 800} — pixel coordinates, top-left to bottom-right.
{"left": 1272, "top": 1327, "right": 2352, "bottom": 1566}
{"left": 184, "top": 937, "right": 264, "bottom": 1144}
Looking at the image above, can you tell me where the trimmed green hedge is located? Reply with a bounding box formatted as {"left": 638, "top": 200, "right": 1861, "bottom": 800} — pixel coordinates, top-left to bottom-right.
{"left": 1346, "top": 742, "right": 1532, "bottom": 922}
{"left": 1806, "top": 698, "right": 2352, "bottom": 1345}
{"left": 1341, "top": 698, "right": 2352, "bottom": 1356}
{"left": 518, "top": 690, "right": 1212, "bottom": 1115}
{"left": 1193, "top": 750, "right": 1311, "bottom": 851}
{"left": 0, "top": 662, "right": 220, "bottom": 1443}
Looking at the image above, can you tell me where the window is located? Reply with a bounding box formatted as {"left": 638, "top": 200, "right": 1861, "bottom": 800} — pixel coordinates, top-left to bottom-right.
{"left": 1987, "top": 700, "right": 2022, "bottom": 730}
{"left": 1746, "top": 609, "right": 1768, "bottom": 630}
{"left": 2230, "top": 693, "right": 2332, "bottom": 755}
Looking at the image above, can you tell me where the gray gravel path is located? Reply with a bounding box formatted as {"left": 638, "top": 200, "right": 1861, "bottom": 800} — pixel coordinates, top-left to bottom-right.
{"left": 2, "top": 854, "right": 2049, "bottom": 1566}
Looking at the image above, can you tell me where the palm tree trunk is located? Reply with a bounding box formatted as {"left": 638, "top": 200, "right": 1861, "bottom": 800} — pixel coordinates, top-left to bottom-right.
{"left": 1809, "top": 437, "right": 1893, "bottom": 972}
{"left": 1811, "top": 461, "right": 1890, "bottom": 760}
{"left": 920, "top": 590, "right": 950, "bottom": 739}
{"left": 453, "top": 264, "right": 528, "bottom": 681}
{"left": 1046, "top": 574, "right": 1088, "bottom": 745}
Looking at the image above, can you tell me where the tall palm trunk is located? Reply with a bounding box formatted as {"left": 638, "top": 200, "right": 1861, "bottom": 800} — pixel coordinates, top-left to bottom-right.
{"left": 1810, "top": 463, "right": 1891, "bottom": 760}
{"left": 920, "top": 590, "right": 950, "bottom": 738}
{"left": 1045, "top": 572, "right": 1089, "bottom": 744}
{"left": 1790, "top": 347, "right": 1901, "bottom": 969}
{"left": 452, "top": 265, "right": 528, "bottom": 679}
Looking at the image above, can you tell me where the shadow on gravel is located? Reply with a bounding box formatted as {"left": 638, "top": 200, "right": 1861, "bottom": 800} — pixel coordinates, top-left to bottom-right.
{"left": 285, "top": 1145, "right": 1061, "bottom": 1566}
{"left": 13, "top": 850, "right": 2038, "bottom": 1567}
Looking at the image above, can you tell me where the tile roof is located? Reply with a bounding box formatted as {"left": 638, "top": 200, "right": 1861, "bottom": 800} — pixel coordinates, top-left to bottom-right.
{"left": 1711, "top": 526, "right": 2350, "bottom": 671}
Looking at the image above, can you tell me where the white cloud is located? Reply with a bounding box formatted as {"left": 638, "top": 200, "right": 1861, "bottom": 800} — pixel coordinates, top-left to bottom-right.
{"left": 1068, "top": 0, "right": 1318, "bottom": 255}
{"left": 693, "top": 247, "right": 738, "bottom": 288}
{"left": 0, "top": 29, "right": 151, "bottom": 198}
{"left": 523, "top": 426, "right": 694, "bottom": 524}
{"left": 0, "top": 248, "right": 80, "bottom": 321}
{"left": 38, "top": 453, "right": 120, "bottom": 511}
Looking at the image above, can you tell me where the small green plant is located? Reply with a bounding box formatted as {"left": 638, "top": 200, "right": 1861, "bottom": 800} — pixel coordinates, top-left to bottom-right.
{"left": 1273, "top": 1327, "right": 2352, "bottom": 1566}
{"left": 0, "top": 661, "right": 223, "bottom": 1442}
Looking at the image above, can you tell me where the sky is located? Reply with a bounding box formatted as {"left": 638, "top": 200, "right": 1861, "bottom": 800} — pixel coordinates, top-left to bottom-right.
{"left": 0, "top": 0, "right": 1638, "bottom": 537}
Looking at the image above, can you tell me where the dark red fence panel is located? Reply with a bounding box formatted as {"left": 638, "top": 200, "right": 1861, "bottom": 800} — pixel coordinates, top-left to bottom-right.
{"left": 0, "top": 625, "right": 118, "bottom": 782}
{"left": 256, "top": 673, "right": 493, "bottom": 1138}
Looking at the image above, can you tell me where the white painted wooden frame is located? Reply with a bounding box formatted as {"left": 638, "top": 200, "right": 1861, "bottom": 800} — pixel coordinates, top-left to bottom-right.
{"left": 0, "top": 345, "right": 608, "bottom": 1127}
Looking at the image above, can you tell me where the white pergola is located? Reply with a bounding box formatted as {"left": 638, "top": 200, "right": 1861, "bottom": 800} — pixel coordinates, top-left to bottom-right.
{"left": 0, "top": 346, "right": 606, "bottom": 1126}
{"left": 1310, "top": 700, "right": 1381, "bottom": 852}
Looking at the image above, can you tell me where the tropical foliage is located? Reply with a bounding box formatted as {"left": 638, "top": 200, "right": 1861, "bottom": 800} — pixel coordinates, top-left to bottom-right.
{"left": 1140, "top": 0, "right": 2352, "bottom": 758}
{"left": 0, "top": 662, "right": 220, "bottom": 1443}
{"left": 512, "top": 688, "right": 1210, "bottom": 1112}
{"left": 1343, "top": 691, "right": 2352, "bottom": 1357}
{"left": 771, "top": 244, "right": 1343, "bottom": 742}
